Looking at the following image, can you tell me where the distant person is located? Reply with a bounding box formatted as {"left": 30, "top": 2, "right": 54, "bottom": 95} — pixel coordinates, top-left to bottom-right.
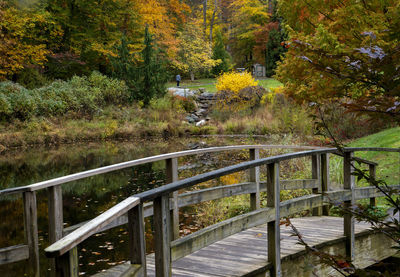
{"left": 176, "top": 74, "right": 181, "bottom": 87}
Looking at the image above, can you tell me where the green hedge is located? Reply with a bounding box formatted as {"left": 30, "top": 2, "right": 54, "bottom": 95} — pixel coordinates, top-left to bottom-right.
{"left": 0, "top": 72, "right": 129, "bottom": 121}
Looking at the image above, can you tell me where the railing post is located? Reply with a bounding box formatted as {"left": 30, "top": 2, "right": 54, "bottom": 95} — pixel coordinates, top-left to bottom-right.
{"left": 369, "top": 164, "right": 377, "bottom": 206}
{"left": 267, "top": 162, "right": 281, "bottom": 277}
{"left": 343, "top": 151, "right": 355, "bottom": 261}
{"left": 166, "top": 158, "right": 179, "bottom": 240}
{"left": 153, "top": 194, "right": 172, "bottom": 277}
{"left": 249, "top": 148, "right": 260, "bottom": 210}
{"left": 23, "top": 191, "right": 39, "bottom": 277}
{"left": 321, "top": 153, "right": 330, "bottom": 215}
{"left": 54, "top": 247, "right": 78, "bottom": 277}
{"left": 311, "top": 154, "right": 321, "bottom": 216}
{"left": 48, "top": 185, "right": 64, "bottom": 276}
{"left": 128, "top": 203, "right": 146, "bottom": 274}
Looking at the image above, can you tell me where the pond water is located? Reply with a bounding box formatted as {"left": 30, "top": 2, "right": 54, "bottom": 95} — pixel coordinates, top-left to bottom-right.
{"left": 0, "top": 136, "right": 294, "bottom": 276}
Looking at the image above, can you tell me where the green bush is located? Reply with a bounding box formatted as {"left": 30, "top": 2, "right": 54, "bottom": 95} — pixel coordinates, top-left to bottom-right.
{"left": 15, "top": 67, "right": 49, "bottom": 89}
{"left": 88, "top": 71, "right": 129, "bottom": 105}
{"left": 0, "top": 72, "right": 130, "bottom": 121}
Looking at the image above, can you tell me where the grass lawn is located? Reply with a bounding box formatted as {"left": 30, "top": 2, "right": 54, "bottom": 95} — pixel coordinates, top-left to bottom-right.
{"left": 167, "top": 77, "right": 282, "bottom": 93}
{"left": 349, "top": 127, "right": 400, "bottom": 186}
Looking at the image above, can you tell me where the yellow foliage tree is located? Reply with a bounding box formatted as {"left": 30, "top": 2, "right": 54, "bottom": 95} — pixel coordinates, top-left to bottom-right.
{"left": 0, "top": 4, "right": 62, "bottom": 79}
{"left": 174, "top": 22, "right": 220, "bottom": 81}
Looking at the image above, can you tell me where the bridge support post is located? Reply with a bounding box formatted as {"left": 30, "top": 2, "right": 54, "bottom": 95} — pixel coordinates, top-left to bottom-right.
{"left": 249, "top": 148, "right": 260, "bottom": 210}
{"left": 166, "top": 158, "right": 179, "bottom": 240}
{"left": 321, "top": 153, "right": 330, "bottom": 215}
{"left": 128, "top": 203, "right": 147, "bottom": 274}
{"left": 343, "top": 151, "right": 355, "bottom": 261}
{"left": 311, "top": 154, "right": 321, "bottom": 216}
{"left": 23, "top": 191, "right": 40, "bottom": 277}
{"left": 54, "top": 247, "right": 78, "bottom": 277}
{"left": 369, "top": 164, "right": 377, "bottom": 206}
{"left": 154, "top": 194, "right": 172, "bottom": 277}
{"left": 267, "top": 162, "right": 281, "bottom": 277}
{"left": 48, "top": 185, "right": 64, "bottom": 276}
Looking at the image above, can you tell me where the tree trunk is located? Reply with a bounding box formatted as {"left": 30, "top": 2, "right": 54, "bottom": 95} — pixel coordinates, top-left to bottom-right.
{"left": 209, "top": 0, "right": 218, "bottom": 42}
{"left": 190, "top": 71, "right": 195, "bottom": 82}
{"left": 203, "top": 0, "right": 208, "bottom": 36}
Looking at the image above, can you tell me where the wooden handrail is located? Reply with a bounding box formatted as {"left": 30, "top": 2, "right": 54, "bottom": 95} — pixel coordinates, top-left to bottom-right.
{"left": 0, "top": 145, "right": 321, "bottom": 196}
{"left": 45, "top": 196, "right": 140, "bottom": 257}
{"left": 45, "top": 147, "right": 398, "bottom": 257}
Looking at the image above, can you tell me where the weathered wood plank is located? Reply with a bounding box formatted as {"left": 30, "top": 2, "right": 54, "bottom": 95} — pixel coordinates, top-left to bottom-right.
{"left": 321, "top": 153, "right": 330, "bottom": 215}
{"left": 369, "top": 164, "right": 377, "bottom": 206}
{"left": 48, "top": 185, "right": 64, "bottom": 276}
{"left": 312, "top": 154, "right": 321, "bottom": 216}
{"left": 343, "top": 151, "right": 355, "bottom": 261}
{"left": 54, "top": 247, "right": 78, "bottom": 277}
{"left": 153, "top": 195, "right": 171, "bottom": 277}
{"left": 171, "top": 208, "right": 275, "bottom": 261}
{"left": 0, "top": 244, "right": 29, "bottom": 265}
{"left": 128, "top": 203, "right": 146, "bottom": 275}
{"left": 23, "top": 191, "right": 39, "bottom": 277}
{"left": 48, "top": 185, "right": 64, "bottom": 243}
{"left": 267, "top": 162, "right": 281, "bottom": 277}
{"left": 249, "top": 148, "right": 260, "bottom": 210}
{"left": 166, "top": 158, "right": 179, "bottom": 240}
{"left": 45, "top": 196, "right": 140, "bottom": 257}
{"left": 92, "top": 263, "right": 143, "bottom": 277}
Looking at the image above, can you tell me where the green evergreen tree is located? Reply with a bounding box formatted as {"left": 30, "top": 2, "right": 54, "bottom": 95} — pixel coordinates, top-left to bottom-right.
{"left": 265, "top": 27, "right": 286, "bottom": 77}
{"left": 265, "top": 1, "right": 287, "bottom": 77}
{"left": 135, "top": 25, "right": 168, "bottom": 106}
{"left": 110, "top": 36, "right": 137, "bottom": 100}
{"left": 211, "top": 30, "right": 231, "bottom": 76}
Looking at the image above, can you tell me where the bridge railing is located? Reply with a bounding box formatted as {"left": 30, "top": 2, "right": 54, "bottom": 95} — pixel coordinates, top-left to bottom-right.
{"left": 43, "top": 147, "right": 400, "bottom": 277}
{"left": 0, "top": 144, "right": 321, "bottom": 276}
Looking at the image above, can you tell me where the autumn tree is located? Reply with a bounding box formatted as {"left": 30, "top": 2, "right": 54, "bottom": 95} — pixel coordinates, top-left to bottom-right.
{"left": 0, "top": 2, "right": 62, "bottom": 80}
{"left": 276, "top": 0, "right": 400, "bottom": 120}
{"left": 45, "top": 0, "right": 141, "bottom": 76}
{"left": 228, "top": 0, "right": 269, "bottom": 66}
{"left": 134, "top": 0, "right": 190, "bottom": 63}
{"left": 175, "top": 23, "right": 220, "bottom": 81}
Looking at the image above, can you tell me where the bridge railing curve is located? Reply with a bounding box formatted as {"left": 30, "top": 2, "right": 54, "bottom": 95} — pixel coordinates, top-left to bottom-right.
{"left": 0, "top": 144, "right": 321, "bottom": 275}
{"left": 42, "top": 147, "right": 400, "bottom": 277}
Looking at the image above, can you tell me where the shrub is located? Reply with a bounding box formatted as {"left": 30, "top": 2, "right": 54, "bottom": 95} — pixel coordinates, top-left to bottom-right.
{"left": 0, "top": 82, "right": 36, "bottom": 120}
{"left": 173, "top": 95, "right": 196, "bottom": 112}
{"left": 88, "top": 71, "right": 129, "bottom": 105}
{"left": 215, "top": 72, "right": 261, "bottom": 113}
{"left": 216, "top": 71, "right": 258, "bottom": 93}
{"left": 0, "top": 72, "right": 130, "bottom": 121}
{"left": 15, "top": 67, "right": 49, "bottom": 89}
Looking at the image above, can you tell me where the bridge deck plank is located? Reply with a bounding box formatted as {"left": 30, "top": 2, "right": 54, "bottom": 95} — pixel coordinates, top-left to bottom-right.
{"left": 144, "top": 216, "right": 372, "bottom": 276}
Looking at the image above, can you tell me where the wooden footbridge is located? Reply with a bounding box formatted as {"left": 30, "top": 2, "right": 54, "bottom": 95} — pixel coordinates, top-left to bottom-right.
{"left": 0, "top": 145, "right": 399, "bottom": 276}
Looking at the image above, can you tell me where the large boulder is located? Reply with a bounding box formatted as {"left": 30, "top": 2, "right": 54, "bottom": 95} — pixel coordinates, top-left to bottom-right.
{"left": 168, "top": 87, "right": 197, "bottom": 98}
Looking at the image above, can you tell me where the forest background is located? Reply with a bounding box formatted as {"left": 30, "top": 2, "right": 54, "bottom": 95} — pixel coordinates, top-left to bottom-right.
{"left": 0, "top": 0, "right": 399, "bottom": 150}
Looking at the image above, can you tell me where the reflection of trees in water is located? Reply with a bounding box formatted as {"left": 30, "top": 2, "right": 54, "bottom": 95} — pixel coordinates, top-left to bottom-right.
{"left": 127, "top": 163, "right": 166, "bottom": 194}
